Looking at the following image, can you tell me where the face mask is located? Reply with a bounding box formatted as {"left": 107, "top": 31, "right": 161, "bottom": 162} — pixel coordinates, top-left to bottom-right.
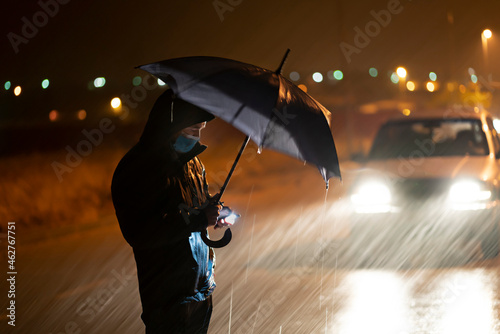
{"left": 173, "top": 134, "right": 200, "bottom": 153}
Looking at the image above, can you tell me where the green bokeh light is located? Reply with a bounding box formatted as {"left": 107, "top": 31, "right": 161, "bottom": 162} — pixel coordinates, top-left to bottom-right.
{"left": 333, "top": 70, "right": 343, "bottom": 80}
{"left": 390, "top": 72, "right": 400, "bottom": 84}
{"left": 132, "top": 76, "right": 142, "bottom": 86}
{"left": 94, "top": 77, "right": 106, "bottom": 88}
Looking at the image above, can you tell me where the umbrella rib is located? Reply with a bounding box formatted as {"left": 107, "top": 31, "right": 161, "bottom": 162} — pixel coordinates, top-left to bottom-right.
{"left": 229, "top": 103, "right": 247, "bottom": 124}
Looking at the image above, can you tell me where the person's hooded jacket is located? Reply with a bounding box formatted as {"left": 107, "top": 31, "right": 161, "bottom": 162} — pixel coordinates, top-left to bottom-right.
{"left": 111, "top": 89, "right": 216, "bottom": 317}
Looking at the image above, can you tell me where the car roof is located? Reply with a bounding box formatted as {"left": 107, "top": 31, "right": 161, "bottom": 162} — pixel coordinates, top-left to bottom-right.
{"left": 386, "top": 108, "right": 490, "bottom": 123}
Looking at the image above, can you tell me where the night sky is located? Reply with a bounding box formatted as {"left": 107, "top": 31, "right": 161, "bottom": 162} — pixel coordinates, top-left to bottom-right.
{"left": 1, "top": 0, "right": 499, "bottom": 125}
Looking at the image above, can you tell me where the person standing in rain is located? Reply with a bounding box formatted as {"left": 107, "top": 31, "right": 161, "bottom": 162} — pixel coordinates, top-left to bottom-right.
{"left": 111, "top": 89, "right": 228, "bottom": 333}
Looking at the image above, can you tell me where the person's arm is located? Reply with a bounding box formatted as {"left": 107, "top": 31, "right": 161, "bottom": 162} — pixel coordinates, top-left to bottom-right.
{"left": 116, "top": 182, "right": 221, "bottom": 249}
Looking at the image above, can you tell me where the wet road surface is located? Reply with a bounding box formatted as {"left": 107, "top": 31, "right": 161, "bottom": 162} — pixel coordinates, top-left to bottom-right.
{"left": 2, "top": 199, "right": 500, "bottom": 334}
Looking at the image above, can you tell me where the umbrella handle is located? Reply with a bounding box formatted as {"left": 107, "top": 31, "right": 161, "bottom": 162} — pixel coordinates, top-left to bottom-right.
{"left": 200, "top": 228, "right": 232, "bottom": 248}
{"left": 205, "top": 136, "right": 248, "bottom": 248}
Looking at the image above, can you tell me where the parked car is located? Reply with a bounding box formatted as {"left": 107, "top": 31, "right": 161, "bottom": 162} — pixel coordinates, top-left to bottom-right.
{"left": 348, "top": 108, "right": 500, "bottom": 259}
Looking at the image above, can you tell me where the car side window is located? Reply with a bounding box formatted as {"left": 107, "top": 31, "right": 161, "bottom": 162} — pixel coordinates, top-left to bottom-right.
{"left": 486, "top": 118, "right": 500, "bottom": 157}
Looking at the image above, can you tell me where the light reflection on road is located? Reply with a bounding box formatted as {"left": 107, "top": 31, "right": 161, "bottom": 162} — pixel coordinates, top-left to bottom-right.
{"left": 8, "top": 197, "right": 500, "bottom": 334}
{"left": 325, "top": 269, "right": 497, "bottom": 334}
{"left": 332, "top": 271, "right": 410, "bottom": 333}
{"left": 439, "top": 270, "right": 495, "bottom": 334}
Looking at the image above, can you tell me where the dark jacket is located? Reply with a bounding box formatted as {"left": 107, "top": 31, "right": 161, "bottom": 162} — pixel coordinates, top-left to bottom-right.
{"left": 111, "top": 90, "right": 216, "bottom": 316}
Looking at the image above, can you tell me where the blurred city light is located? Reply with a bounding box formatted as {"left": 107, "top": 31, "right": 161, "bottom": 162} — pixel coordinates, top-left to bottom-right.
{"left": 4, "top": 81, "right": 11, "bottom": 90}
{"left": 289, "top": 71, "right": 300, "bottom": 81}
{"left": 333, "top": 70, "right": 344, "bottom": 80}
{"left": 396, "top": 67, "right": 407, "bottom": 78}
{"left": 111, "top": 97, "right": 121, "bottom": 109}
{"left": 312, "top": 72, "right": 323, "bottom": 83}
{"left": 429, "top": 72, "right": 437, "bottom": 81}
{"left": 459, "top": 84, "right": 467, "bottom": 94}
{"left": 426, "top": 82, "right": 435, "bottom": 92}
{"left": 94, "top": 77, "right": 106, "bottom": 88}
{"left": 14, "top": 86, "right": 21, "bottom": 96}
{"left": 468, "top": 67, "right": 476, "bottom": 76}
{"left": 132, "top": 76, "right": 142, "bottom": 86}
{"left": 41, "top": 79, "right": 50, "bottom": 89}
{"left": 406, "top": 81, "right": 416, "bottom": 91}
{"left": 493, "top": 119, "right": 500, "bottom": 132}
{"left": 49, "top": 110, "right": 59, "bottom": 122}
{"left": 390, "top": 72, "right": 399, "bottom": 84}
{"left": 158, "top": 78, "right": 166, "bottom": 86}
{"left": 471, "top": 74, "right": 478, "bottom": 83}
{"left": 297, "top": 84, "right": 307, "bottom": 92}
{"left": 369, "top": 67, "right": 378, "bottom": 77}
{"left": 77, "top": 109, "right": 87, "bottom": 120}
{"left": 402, "top": 108, "right": 411, "bottom": 116}
{"left": 482, "top": 29, "right": 492, "bottom": 39}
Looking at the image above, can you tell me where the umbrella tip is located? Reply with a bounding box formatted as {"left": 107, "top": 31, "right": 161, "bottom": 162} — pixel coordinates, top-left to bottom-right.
{"left": 275, "top": 49, "right": 291, "bottom": 75}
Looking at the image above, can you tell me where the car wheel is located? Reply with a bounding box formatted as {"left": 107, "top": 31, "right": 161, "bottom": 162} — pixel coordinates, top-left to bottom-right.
{"left": 481, "top": 222, "right": 500, "bottom": 259}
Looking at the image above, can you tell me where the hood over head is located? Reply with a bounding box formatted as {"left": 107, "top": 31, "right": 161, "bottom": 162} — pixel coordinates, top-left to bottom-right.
{"left": 140, "top": 89, "right": 215, "bottom": 147}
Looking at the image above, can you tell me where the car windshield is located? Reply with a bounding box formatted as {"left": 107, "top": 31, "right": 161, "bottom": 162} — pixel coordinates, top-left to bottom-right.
{"left": 369, "top": 118, "right": 489, "bottom": 159}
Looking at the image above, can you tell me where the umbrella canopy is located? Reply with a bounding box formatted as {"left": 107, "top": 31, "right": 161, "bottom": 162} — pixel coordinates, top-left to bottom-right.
{"left": 138, "top": 55, "right": 341, "bottom": 186}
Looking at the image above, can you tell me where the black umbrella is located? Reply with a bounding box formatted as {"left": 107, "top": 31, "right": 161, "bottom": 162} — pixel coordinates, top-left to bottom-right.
{"left": 138, "top": 50, "right": 341, "bottom": 246}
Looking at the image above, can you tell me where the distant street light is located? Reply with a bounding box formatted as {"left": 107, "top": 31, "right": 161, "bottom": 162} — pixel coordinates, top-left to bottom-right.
{"left": 94, "top": 77, "right": 106, "bottom": 88}
{"left": 426, "top": 82, "right": 436, "bottom": 92}
{"left": 396, "top": 67, "right": 407, "bottom": 79}
{"left": 406, "top": 81, "right": 416, "bottom": 91}
{"left": 77, "top": 109, "right": 87, "bottom": 120}
{"left": 333, "top": 70, "right": 344, "bottom": 80}
{"left": 312, "top": 72, "right": 323, "bottom": 83}
{"left": 289, "top": 71, "right": 300, "bottom": 81}
{"left": 49, "top": 110, "right": 59, "bottom": 122}
{"left": 482, "top": 29, "right": 492, "bottom": 74}
{"left": 390, "top": 72, "right": 400, "bottom": 84}
{"left": 111, "top": 97, "right": 121, "bottom": 109}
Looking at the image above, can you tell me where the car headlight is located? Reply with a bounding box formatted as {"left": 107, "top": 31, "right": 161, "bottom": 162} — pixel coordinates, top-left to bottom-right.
{"left": 350, "top": 181, "right": 393, "bottom": 213}
{"left": 448, "top": 180, "right": 492, "bottom": 203}
{"left": 448, "top": 180, "right": 493, "bottom": 211}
